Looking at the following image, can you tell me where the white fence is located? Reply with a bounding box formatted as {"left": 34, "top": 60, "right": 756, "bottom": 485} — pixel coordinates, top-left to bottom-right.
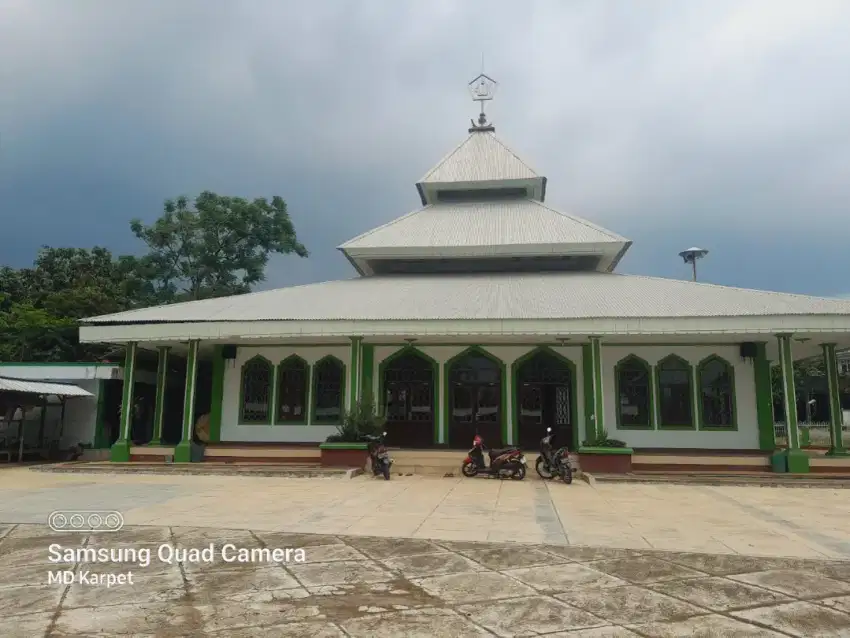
{"left": 774, "top": 421, "right": 847, "bottom": 445}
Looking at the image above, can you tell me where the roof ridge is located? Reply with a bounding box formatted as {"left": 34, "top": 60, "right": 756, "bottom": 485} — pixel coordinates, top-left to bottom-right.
{"left": 611, "top": 272, "right": 850, "bottom": 304}
{"left": 533, "top": 200, "right": 628, "bottom": 243}
{"left": 419, "top": 134, "right": 475, "bottom": 182}
{"left": 487, "top": 133, "right": 540, "bottom": 177}
{"left": 338, "top": 206, "right": 431, "bottom": 248}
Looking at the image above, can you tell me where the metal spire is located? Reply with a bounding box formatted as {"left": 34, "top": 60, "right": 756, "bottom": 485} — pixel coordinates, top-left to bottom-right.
{"left": 467, "top": 65, "right": 497, "bottom": 133}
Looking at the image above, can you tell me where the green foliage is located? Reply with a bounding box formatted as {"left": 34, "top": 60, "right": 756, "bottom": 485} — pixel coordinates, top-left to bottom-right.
{"left": 0, "top": 191, "right": 307, "bottom": 362}
{"left": 130, "top": 191, "right": 308, "bottom": 303}
{"left": 581, "top": 429, "right": 627, "bottom": 448}
{"left": 324, "top": 401, "right": 387, "bottom": 443}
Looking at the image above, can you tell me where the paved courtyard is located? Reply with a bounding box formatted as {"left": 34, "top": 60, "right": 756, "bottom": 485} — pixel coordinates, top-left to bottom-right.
{"left": 2, "top": 467, "right": 850, "bottom": 635}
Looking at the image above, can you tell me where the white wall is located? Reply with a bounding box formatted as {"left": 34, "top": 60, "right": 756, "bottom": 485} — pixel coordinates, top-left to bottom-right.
{"left": 601, "top": 345, "right": 759, "bottom": 450}
{"left": 220, "top": 345, "right": 351, "bottom": 443}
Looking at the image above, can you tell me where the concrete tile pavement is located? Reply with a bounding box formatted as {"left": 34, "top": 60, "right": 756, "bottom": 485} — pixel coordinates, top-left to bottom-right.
{"left": 2, "top": 523, "right": 850, "bottom": 636}
{"left": 2, "top": 467, "right": 850, "bottom": 558}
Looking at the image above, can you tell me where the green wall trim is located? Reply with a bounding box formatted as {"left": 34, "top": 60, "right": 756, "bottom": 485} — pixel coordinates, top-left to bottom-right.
{"left": 510, "top": 345, "right": 579, "bottom": 450}
{"left": 753, "top": 342, "right": 776, "bottom": 451}
{"left": 361, "top": 344, "right": 375, "bottom": 408}
{"left": 238, "top": 355, "right": 274, "bottom": 425}
{"left": 348, "top": 337, "right": 362, "bottom": 412}
{"left": 110, "top": 341, "right": 136, "bottom": 462}
{"left": 207, "top": 345, "right": 225, "bottom": 443}
{"left": 443, "top": 345, "right": 508, "bottom": 447}
{"left": 696, "top": 355, "right": 738, "bottom": 431}
{"left": 777, "top": 334, "right": 800, "bottom": 449}
{"left": 590, "top": 337, "right": 605, "bottom": 438}
{"left": 151, "top": 346, "right": 170, "bottom": 444}
{"left": 312, "top": 355, "right": 346, "bottom": 425}
{"left": 377, "top": 345, "right": 440, "bottom": 445}
{"left": 93, "top": 379, "right": 109, "bottom": 449}
{"left": 655, "top": 354, "right": 696, "bottom": 430}
{"left": 582, "top": 343, "right": 594, "bottom": 442}
{"left": 823, "top": 343, "right": 846, "bottom": 455}
{"left": 578, "top": 446, "right": 634, "bottom": 455}
{"left": 613, "top": 354, "right": 655, "bottom": 431}
{"left": 273, "top": 355, "right": 310, "bottom": 425}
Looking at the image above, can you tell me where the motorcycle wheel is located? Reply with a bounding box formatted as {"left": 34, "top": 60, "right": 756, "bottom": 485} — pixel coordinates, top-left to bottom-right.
{"left": 461, "top": 462, "right": 478, "bottom": 477}
{"left": 561, "top": 465, "right": 573, "bottom": 484}
{"left": 511, "top": 464, "right": 526, "bottom": 480}
{"left": 383, "top": 464, "right": 391, "bottom": 480}
{"left": 535, "top": 456, "right": 553, "bottom": 479}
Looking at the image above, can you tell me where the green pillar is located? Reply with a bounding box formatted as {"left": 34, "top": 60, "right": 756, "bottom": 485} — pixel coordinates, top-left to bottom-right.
{"left": 347, "top": 337, "right": 362, "bottom": 412}
{"left": 823, "top": 343, "right": 847, "bottom": 456}
{"left": 150, "top": 346, "right": 170, "bottom": 445}
{"left": 582, "top": 336, "right": 605, "bottom": 442}
{"left": 776, "top": 334, "right": 809, "bottom": 473}
{"left": 110, "top": 342, "right": 137, "bottom": 462}
{"left": 174, "top": 340, "right": 199, "bottom": 463}
{"left": 753, "top": 342, "right": 776, "bottom": 451}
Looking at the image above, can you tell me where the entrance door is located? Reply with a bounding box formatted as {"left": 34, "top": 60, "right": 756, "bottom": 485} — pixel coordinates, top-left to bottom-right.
{"left": 383, "top": 352, "right": 435, "bottom": 448}
{"left": 517, "top": 351, "right": 573, "bottom": 451}
{"left": 449, "top": 353, "right": 503, "bottom": 449}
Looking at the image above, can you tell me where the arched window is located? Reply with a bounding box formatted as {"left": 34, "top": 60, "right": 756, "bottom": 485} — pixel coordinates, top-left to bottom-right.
{"left": 383, "top": 352, "right": 434, "bottom": 423}
{"left": 240, "top": 356, "right": 272, "bottom": 424}
{"left": 313, "top": 356, "right": 344, "bottom": 424}
{"left": 276, "top": 356, "right": 308, "bottom": 423}
{"left": 657, "top": 355, "right": 694, "bottom": 428}
{"left": 699, "top": 357, "right": 735, "bottom": 428}
{"left": 615, "top": 356, "right": 653, "bottom": 429}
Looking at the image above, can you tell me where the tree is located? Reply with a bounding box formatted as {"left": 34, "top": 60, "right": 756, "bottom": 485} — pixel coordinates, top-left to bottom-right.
{"left": 0, "top": 247, "right": 149, "bottom": 361}
{"left": 130, "top": 191, "right": 308, "bottom": 303}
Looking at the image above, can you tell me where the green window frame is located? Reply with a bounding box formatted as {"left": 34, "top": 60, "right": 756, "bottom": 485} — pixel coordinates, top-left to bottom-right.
{"left": 274, "top": 355, "right": 309, "bottom": 425}
{"left": 239, "top": 355, "right": 273, "bottom": 425}
{"left": 655, "top": 354, "right": 695, "bottom": 430}
{"left": 312, "top": 355, "right": 346, "bottom": 425}
{"left": 614, "top": 355, "right": 655, "bottom": 430}
{"left": 697, "top": 355, "right": 737, "bottom": 430}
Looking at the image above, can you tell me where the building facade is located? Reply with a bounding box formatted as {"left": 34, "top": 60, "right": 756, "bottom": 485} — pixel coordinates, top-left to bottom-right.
{"left": 80, "top": 92, "right": 850, "bottom": 472}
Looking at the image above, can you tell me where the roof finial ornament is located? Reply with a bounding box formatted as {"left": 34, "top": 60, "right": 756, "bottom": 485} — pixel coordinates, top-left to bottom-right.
{"left": 468, "top": 62, "right": 497, "bottom": 133}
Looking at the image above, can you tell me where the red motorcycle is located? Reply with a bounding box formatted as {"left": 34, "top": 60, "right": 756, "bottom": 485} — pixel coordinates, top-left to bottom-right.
{"left": 461, "top": 434, "right": 526, "bottom": 480}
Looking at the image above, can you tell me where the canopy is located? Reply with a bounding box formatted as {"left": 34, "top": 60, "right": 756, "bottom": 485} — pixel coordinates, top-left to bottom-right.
{"left": 0, "top": 376, "right": 93, "bottom": 397}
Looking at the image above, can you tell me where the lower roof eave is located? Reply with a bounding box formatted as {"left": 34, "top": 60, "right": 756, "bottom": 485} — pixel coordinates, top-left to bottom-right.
{"left": 79, "top": 315, "right": 850, "bottom": 346}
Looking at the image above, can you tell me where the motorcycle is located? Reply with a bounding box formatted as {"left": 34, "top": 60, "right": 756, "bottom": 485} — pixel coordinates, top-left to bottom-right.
{"left": 364, "top": 431, "right": 392, "bottom": 480}
{"left": 461, "top": 434, "right": 526, "bottom": 480}
{"left": 535, "top": 427, "right": 573, "bottom": 484}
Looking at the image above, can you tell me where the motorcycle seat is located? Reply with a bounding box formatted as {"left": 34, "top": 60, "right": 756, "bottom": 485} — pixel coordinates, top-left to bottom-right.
{"left": 488, "top": 447, "right": 518, "bottom": 459}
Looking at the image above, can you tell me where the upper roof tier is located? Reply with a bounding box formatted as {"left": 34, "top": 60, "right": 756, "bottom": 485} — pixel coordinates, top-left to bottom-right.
{"left": 415, "top": 130, "right": 547, "bottom": 204}
{"left": 339, "top": 125, "right": 632, "bottom": 276}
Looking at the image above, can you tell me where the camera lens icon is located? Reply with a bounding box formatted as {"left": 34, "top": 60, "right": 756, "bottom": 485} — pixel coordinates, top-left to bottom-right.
{"left": 48, "top": 511, "right": 124, "bottom": 533}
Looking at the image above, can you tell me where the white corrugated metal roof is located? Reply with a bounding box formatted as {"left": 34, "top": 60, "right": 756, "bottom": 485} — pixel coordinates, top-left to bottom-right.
{"left": 419, "top": 131, "right": 540, "bottom": 183}
{"left": 339, "top": 200, "right": 628, "bottom": 250}
{"left": 0, "top": 376, "right": 94, "bottom": 397}
{"left": 82, "top": 272, "right": 850, "bottom": 324}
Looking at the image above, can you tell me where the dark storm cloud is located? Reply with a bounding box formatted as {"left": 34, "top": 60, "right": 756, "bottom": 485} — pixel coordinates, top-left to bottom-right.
{"left": 1, "top": 0, "right": 849, "bottom": 294}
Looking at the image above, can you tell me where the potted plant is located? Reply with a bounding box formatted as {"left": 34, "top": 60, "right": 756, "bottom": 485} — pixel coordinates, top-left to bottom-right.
{"left": 578, "top": 430, "right": 634, "bottom": 474}
{"left": 319, "top": 401, "right": 386, "bottom": 467}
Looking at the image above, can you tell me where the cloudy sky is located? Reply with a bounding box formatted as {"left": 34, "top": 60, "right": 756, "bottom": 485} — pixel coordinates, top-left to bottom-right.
{"left": 2, "top": 0, "right": 849, "bottom": 296}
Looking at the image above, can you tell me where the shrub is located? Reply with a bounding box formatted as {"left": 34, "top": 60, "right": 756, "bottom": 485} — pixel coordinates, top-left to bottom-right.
{"left": 581, "top": 429, "right": 627, "bottom": 448}
{"left": 324, "top": 400, "right": 387, "bottom": 443}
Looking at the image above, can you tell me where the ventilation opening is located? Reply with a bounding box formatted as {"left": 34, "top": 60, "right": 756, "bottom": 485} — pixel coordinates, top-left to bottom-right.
{"left": 435, "top": 187, "right": 528, "bottom": 203}
{"left": 366, "top": 255, "right": 602, "bottom": 275}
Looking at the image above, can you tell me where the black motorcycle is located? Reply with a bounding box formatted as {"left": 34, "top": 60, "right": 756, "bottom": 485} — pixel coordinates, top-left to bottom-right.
{"left": 462, "top": 434, "right": 526, "bottom": 480}
{"left": 535, "top": 427, "right": 573, "bottom": 484}
{"left": 363, "top": 432, "right": 392, "bottom": 480}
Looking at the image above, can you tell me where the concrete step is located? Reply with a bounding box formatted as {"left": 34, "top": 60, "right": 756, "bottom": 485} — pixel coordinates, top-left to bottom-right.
{"left": 30, "top": 461, "right": 359, "bottom": 479}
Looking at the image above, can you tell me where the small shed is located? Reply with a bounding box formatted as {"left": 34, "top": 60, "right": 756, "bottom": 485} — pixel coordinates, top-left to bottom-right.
{"left": 0, "top": 376, "right": 94, "bottom": 462}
